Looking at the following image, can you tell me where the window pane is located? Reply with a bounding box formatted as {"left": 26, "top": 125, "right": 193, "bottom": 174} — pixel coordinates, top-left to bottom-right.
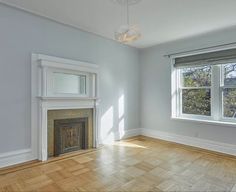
{"left": 224, "top": 63, "right": 236, "bottom": 86}
{"left": 223, "top": 88, "right": 236, "bottom": 118}
{"left": 181, "top": 66, "right": 211, "bottom": 87}
{"left": 182, "top": 89, "right": 211, "bottom": 116}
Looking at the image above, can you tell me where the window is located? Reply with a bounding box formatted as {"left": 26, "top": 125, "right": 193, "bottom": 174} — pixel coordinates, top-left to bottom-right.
{"left": 172, "top": 48, "right": 236, "bottom": 123}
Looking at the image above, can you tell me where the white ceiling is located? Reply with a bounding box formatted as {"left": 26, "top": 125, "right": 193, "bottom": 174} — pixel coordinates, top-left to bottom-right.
{"left": 2, "top": 0, "right": 236, "bottom": 48}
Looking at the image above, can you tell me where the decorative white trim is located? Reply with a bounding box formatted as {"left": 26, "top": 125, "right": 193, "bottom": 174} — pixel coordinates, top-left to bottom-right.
{"left": 39, "top": 99, "right": 98, "bottom": 161}
{"left": 38, "top": 54, "right": 98, "bottom": 68}
{"left": 39, "top": 96, "right": 99, "bottom": 101}
{"left": 35, "top": 54, "right": 99, "bottom": 98}
{"left": 100, "top": 128, "right": 142, "bottom": 144}
{"left": 114, "top": 128, "right": 142, "bottom": 141}
{"left": 0, "top": 149, "right": 35, "bottom": 168}
{"left": 40, "top": 60, "right": 98, "bottom": 74}
{"left": 31, "top": 54, "right": 100, "bottom": 161}
{"left": 172, "top": 117, "right": 236, "bottom": 127}
{"left": 142, "top": 129, "right": 236, "bottom": 156}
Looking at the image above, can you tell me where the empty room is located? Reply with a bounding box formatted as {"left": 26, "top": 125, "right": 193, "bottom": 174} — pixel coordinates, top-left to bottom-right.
{"left": 1, "top": 0, "right": 236, "bottom": 191}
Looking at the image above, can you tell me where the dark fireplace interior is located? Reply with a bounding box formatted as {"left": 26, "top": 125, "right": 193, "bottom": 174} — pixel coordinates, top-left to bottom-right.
{"left": 54, "top": 117, "right": 88, "bottom": 156}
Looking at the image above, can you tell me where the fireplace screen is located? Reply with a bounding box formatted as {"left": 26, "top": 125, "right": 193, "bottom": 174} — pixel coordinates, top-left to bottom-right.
{"left": 54, "top": 118, "right": 88, "bottom": 156}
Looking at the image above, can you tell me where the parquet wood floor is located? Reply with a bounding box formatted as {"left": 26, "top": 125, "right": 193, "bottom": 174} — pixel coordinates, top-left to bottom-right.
{"left": 1, "top": 136, "right": 236, "bottom": 192}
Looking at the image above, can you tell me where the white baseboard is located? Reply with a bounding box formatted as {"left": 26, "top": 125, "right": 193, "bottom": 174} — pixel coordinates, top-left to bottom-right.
{"left": 0, "top": 129, "right": 141, "bottom": 168}
{"left": 0, "top": 149, "right": 36, "bottom": 168}
{"left": 2, "top": 128, "right": 235, "bottom": 168}
{"left": 100, "top": 128, "right": 142, "bottom": 144}
{"left": 119, "top": 128, "right": 142, "bottom": 140}
{"left": 141, "top": 128, "right": 236, "bottom": 156}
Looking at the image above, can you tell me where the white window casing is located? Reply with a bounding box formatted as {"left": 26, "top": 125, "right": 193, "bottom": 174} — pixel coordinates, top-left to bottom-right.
{"left": 171, "top": 48, "right": 236, "bottom": 126}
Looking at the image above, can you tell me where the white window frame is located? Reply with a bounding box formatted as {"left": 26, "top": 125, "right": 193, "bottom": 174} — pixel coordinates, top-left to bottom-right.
{"left": 171, "top": 58, "right": 236, "bottom": 126}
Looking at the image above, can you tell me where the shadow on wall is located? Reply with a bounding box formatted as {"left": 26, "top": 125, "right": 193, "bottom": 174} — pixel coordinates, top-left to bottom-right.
{"left": 100, "top": 94, "right": 125, "bottom": 144}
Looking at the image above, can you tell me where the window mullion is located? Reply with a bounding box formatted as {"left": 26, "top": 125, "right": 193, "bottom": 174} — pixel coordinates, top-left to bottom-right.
{"left": 211, "top": 65, "right": 221, "bottom": 121}
{"left": 177, "top": 69, "right": 182, "bottom": 117}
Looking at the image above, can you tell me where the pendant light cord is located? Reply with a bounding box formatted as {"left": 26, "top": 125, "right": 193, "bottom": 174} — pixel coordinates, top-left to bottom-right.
{"left": 126, "top": 0, "right": 129, "bottom": 25}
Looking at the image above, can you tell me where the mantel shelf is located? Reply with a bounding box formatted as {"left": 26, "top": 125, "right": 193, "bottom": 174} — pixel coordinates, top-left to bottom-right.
{"left": 38, "top": 96, "right": 99, "bottom": 101}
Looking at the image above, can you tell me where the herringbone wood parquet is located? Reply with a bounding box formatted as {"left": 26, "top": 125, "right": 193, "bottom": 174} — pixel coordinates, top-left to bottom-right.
{"left": 1, "top": 136, "right": 236, "bottom": 192}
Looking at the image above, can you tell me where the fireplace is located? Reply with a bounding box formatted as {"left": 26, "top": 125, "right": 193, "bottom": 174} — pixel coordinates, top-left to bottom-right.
{"left": 54, "top": 117, "right": 88, "bottom": 156}
{"left": 47, "top": 109, "right": 93, "bottom": 157}
{"left": 31, "top": 54, "right": 99, "bottom": 161}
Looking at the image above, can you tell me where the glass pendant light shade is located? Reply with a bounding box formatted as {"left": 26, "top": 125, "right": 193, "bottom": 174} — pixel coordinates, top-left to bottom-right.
{"left": 113, "top": 0, "right": 141, "bottom": 43}
{"left": 115, "top": 25, "right": 141, "bottom": 43}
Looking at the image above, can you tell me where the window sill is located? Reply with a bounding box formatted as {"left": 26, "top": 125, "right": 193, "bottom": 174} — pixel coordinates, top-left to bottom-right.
{"left": 171, "top": 117, "right": 236, "bottom": 127}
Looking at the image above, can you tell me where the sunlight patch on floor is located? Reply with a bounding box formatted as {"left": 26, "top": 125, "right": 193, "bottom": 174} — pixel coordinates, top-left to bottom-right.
{"left": 112, "top": 141, "right": 147, "bottom": 149}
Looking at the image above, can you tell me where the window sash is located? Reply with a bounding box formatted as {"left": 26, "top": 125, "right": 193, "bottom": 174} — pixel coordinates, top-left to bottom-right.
{"left": 221, "top": 87, "right": 236, "bottom": 120}
{"left": 178, "top": 67, "right": 212, "bottom": 117}
{"left": 220, "top": 64, "right": 236, "bottom": 120}
{"left": 180, "top": 88, "right": 211, "bottom": 117}
{"left": 180, "top": 66, "right": 211, "bottom": 88}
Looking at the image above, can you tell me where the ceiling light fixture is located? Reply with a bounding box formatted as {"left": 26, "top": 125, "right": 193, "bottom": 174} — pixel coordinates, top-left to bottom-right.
{"left": 113, "top": 0, "right": 141, "bottom": 43}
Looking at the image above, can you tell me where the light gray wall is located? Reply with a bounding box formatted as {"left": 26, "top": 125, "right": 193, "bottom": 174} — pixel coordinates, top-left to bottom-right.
{"left": 0, "top": 4, "right": 140, "bottom": 153}
{"left": 2, "top": 2, "right": 236, "bottom": 155}
{"left": 140, "top": 26, "right": 236, "bottom": 145}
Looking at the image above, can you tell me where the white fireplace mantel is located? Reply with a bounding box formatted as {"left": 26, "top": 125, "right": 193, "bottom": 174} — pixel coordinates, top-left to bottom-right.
{"left": 31, "top": 54, "right": 100, "bottom": 161}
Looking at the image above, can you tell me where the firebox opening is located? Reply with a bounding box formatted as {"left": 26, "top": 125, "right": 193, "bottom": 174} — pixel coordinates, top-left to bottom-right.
{"left": 54, "top": 118, "right": 88, "bottom": 156}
